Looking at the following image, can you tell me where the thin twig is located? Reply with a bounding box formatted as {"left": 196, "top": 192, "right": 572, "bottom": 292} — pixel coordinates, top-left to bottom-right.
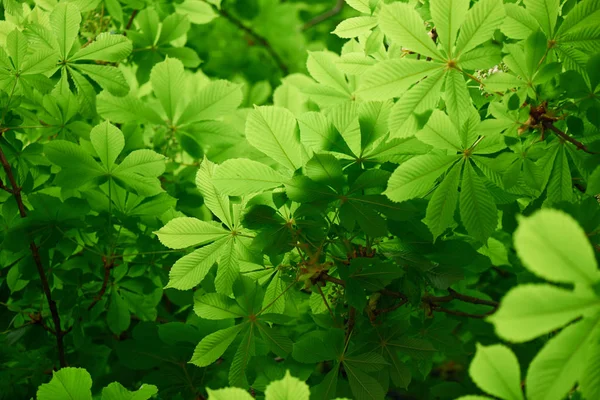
{"left": 87, "top": 257, "right": 114, "bottom": 311}
{"left": 431, "top": 306, "right": 494, "bottom": 319}
{"left": 302, "top": 0, "right": 345, "bottom": 31}
{"left": 124, "top": 9, "right": 139, "bottom": 32}
{"left": 429, "top": 288, "right": 498, "bottom": 308}
{"left": 214, "top": 6, "right": 289, "bottom": 75}
{"left": 0, "top": 139, "right": 67, "bottom": 368}
{"left": 543, "top": 121, "right": 599, "bottom": 155}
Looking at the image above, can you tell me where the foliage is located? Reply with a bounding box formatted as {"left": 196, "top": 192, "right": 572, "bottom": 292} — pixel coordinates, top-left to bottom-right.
{"left": 0, "top": 0, "right": 599, "bottom": 399}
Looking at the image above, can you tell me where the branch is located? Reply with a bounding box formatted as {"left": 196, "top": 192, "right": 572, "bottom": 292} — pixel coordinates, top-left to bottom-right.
{"left": 302, "top": 0, "right": 345, "bottom": 31}
{"left": 431, "top": 305, "right": 495, "bottom": 319}
{"left": 214, "top": 6, "right": 289, "bottom": 75}
{"left": 0, "top": 138, "right": 67, "bottom": 368}
{"left": 429, "top": 288, "right": 498, "bottom": 308}
{"left": 87, "top": 257, "right": 114, "bottom": 311}
{"left": 124, "top": 9, "right": 139, "bottom": 32}
{"left": 543, "top": 121, "right": 599, "bottom": 155}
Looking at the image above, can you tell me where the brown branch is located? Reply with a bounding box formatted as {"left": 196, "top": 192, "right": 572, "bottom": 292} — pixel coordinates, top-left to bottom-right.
{"left": 124, "top": 9, "right": 139, "bottom": 32}
{"left": 431, "top": 306, "right": 494, "bottom": 319}
{"left": 0, "top": 177, "right": 12, "bottom": 193}
{"left": 543, "top": 121, "right": 599, "bottom": 155}
{"left": 0, "top": 139, "right": 67, "bottom": 368}
{"left": 87, "top": 257, "right": 114, "bottom": 311}
{"left": 302, "top": 0, "right": 345, "bottom": 31}
{"left": 214, "top": 6, "right": 289, "bottom": 75}
{"left": 430, "top": 288, "right": 499, "bottom": 308}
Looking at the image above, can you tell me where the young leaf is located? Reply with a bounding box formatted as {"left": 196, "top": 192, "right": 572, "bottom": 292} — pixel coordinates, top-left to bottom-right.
{"left": 36, "top": 368, "right": 92, "bottom": 400}
{"left": 156, "top": 217, "right": 230, "bottom": 249}
{"left": 385, "top": 153, "right": 460, "bottom": 203}
{"left": 488, "top": 284, "right": 600, "bottom": 342}
{"left": 460, "top": 161, "right": 497, "bottom": 242}
{"left": 101, "top": 382, "right": 158, "bottom": 400}
{"left": 455, "top": 0, "right": 506, "bottom": 56}
{"left": 190, "top": 324, "right": 244, "bottom": 367}
{"left": 245, "top": 106, "right": 303, "bottom": 171}
{"left": 264, "top": 371, "right": 310, "bottom": 400}
{"left": 469, "top": 344, "right": 524, "bottom": 400}
{"left": 379, "top": 3, "right": 444, "bottom": 60}
{"left": 89, "top": 121, "right": 125, "bottom": 171}
{"left": 514, "top": 209, "right": 599, "bottom": 285}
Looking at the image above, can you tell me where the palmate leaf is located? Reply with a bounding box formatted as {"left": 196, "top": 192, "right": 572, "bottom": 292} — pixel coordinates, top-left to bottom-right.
{"left": 36, "top": 368, "right": 92, "bottom": 400}
{"left": 215, "top": 236, "right": 239, "bottom": 294}
{"left": 430, "top": 0, "right": 470, "bottom": 56}
{"left": 196, "top": 158, "right": 233, "bottom": 228}
{"left": 357, "top": 59, "right": 443, "bottom": 101}
{"left": 307, "top": 51, "right": 351, "bottom": 95}
{"left": 245, "top": 106, "right": 303, "bottom": 171}
{"left": 332, "top": 16, "right": 378, "bottom": 38}
{"left": 424, "top": 161, "right": 462, "bottom": 240}
{"left": 455, "top": 0, "right": 506, "bottom": 56}
{"left": 378, "top": 3, "right": 443, "bottom": 60}
{"left": 71, "top": 32, "right": 132, "bottom": 62}
{"left": 70, "top": 64, "right": 129, "bottom": 96}
{"left": 190, "top": 324, "right": 244, "bottom": 367}
{"left": 89, "top": 120, "right": 124, "bottom": 171}
{"left": 344, "top": 364, "right": 386, "bottom": 400}
{"left": 526, "top": 316, "right": 600, "bottom": 400}
{"left": 488, "top": 284, "right": 600, "bottom": 342}
{"left": 150, "top": 57, "right": 186, "bottom": 122}
{"left": 385, "top": 153, "right": 460, "bottom": 203}
{"left": 502, "top": 4, "right": 539, "bottom": 39}
{"left": 165, "top": 238, "right": 229, "bottom": 290}
{"left": 513, "top": 209, "right": 599, "bottom": 285}
{"left": 50, "top": 2, "right": 81, "bottom": 60}
{"left": 415, "top": 110, "right": 462, "bottom": 151}
{"left": 155, "top": 217, "right": 230, "bottom": 249}
{"left": 469, "top": 344, "right": 524, "bottom": 400}
{"left": 388, "top": 68, "right": 447, "bottom": 138}
{"left": 212, "top": 159, "right": 287, "bottom": 196}
{"left": 194, "top": 292, "right": 246, "bottom": 320}
{"left": 523, "top": 0, "right": 559, "bottom": 37}
{"left": 460, "top": 161, "right": 498, "bottom": 242}
{"left": 177, "top": 80, "right": 243, "bottom": 126}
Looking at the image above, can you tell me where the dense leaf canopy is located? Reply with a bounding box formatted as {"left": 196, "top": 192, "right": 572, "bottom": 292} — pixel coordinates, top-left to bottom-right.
{"left": 1, "top": 0, "right": 599, "bottom": 399}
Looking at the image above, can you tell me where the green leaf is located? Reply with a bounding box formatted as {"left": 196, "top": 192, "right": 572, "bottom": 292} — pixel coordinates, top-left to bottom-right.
{"left": 524, "top": 0, "right": 559, "bottom": 37}
{"left": 546, "top": 145, "right": 573, "bottom": 204}
{"left": 89, "top": 121, "right": 124, "bottom": 171}
{"left": 514, "top": 209, "right": 599, "bottom": 285}
{"left": 460, "top": 161, "right": 497, "bottom": 242}
{"left": 307, "top": 51, "right": 350, "bottom": 95}
{"left": 166, "top": 238, "right": 229, "bottom": 290}
{"left": 501, "top": 4, "right": 538, "bottom": 39}
{"left": 304, "top": 153, "right": 343, "bottom": 187}
{"left": 580, "top": 337, "right": 600, "bottom": 400}
{"left": 245, "top": 106, "right": 303, "bottom": 171}
{"left": 212, "top": 159, "right": 286, "bottom": 196}
{"left": 112, "top": 150, "right": 166, "bottom": 196}
{"left": 150, "top": 57, "right": 186, "bottom": 122}
{"left": 385, "top": 153, "right": 460, "bottom": 203}
{"left": 107, "top": 289, "right": 131, "bottom": 335}
{"left": 265, "top": 371, "right": 310, "bottom": 400}
{"left": 488, "top": 284, "right": 600, "bottom": 342}
{"left": 175, "top": 0, "right": 218, "bottom": 25}
{"left": 425, "top": 161, "right": 462, "bottom": 240}
{"left": 444, "top": 69, "right": 472, "bottom": 131}
{"left": 194, "top": 292, "right": 245, "bottom": 320}
{"left": 357, "top": 59, "right": 444, "bottom": 101}
{"left": 72, "top": 64, "right": 129, "bottom": 96}
{"left": 430, "top": 0, "right": 470, "bottom": 56}
{"left": 379, "top": 3, "right": 444, "bottom": 60}
{"left": 190, "top": 324, "right": 244, "bottom": 367}
{"left": 345, "top": 0, "right": 371, "bottom": 13}
{"left": 207, "top": 387, "right": 253, "bottom": 400}
{"left": 101, "top": 382, "right": 158, "bottom": 400}
{"left": 37, "top": 367, "right": 92, "bottom": 400}
{"left": 526, "top": 317, "right": 600, "bottom": 400}
{"left": 177, "top": 80, "right": 243, "bottom": 126}
{"left": 416, "top": 110, "right": 462, "bottom": 151}
{"left": 332, "top": 16, "right": 378, "bottom": 38}
{"left": 455, "top": 0, "right": 506, "bottom": 56}
{"left": 97, "top": 91, "right": 163, "bottom": 124}
{"left": 50, "top": 2, "right": 81, "bottom": 59}
{"left": 344, "top": 363, "right": 386, "bottom": 400}
{"left": 156, "top": 217, "right": 230, "bottom": 249}
{"left": 71, "top": 32, "right": 132, "bottom": 62}
{"left": 6, "top": 29, "right": 28, "bottom": 70}
{"left": 215, "top": 236, "right": 239, "bottom": 294}
{"left": 388, "top": 68, "right": 447, "bottom": 138}
{"left": 469, "top": 344, "right": 524, "bottom": 400}
{"left": 45, "top": 140, "right": 105, "bottom": 189}
{"left": 196, "top": 158, "right": 233, "bottom": 228}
